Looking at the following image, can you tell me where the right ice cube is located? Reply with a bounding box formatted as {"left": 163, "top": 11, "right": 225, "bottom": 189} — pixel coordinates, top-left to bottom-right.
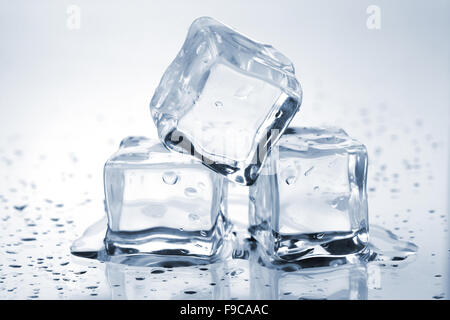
{"left": 249, "top": 127, "right": 369, "bottom": 262}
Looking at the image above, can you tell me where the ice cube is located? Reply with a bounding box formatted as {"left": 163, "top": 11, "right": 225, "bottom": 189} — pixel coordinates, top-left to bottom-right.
{"left": 150, "top": 17, "right": 302, "bottom": 185}
{"left": 249, "top": 127, "right": 369, "bottom": 262}
{"left": 103, "top": 136, "right": 231, "bottom": 259}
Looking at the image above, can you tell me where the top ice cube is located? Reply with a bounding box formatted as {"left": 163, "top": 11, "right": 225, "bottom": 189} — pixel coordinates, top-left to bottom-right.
{"left": 150, "top": 17, "right": 302, "bottom": 185}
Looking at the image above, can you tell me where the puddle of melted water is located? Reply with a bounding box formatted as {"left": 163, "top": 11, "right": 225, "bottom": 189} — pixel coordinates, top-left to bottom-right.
{"left": 70, "top": 218, "right": 418, "bottom": 300}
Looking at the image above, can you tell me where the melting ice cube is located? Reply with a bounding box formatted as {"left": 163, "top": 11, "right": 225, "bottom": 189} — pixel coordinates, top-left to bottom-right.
{"left": 150, "top": 17, "right": 302, "bottom": 185}
{"left": 103, "top": 136, "right": 231, "bottom": 259}
{"left": 249, "top": 127, "right": 369, "bottom": 262}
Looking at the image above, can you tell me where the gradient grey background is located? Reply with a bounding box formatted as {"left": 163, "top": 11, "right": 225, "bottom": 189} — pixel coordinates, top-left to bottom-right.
{"left": 0, "top": 0, "right": 448, "bottom": 299}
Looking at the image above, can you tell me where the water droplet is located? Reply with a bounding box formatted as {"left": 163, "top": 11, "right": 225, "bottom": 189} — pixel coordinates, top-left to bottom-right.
{"left": 304, "top": 166, "right": 314, "bottom": 176}
{"left": 313, "top": 186, "right": 320, "bottom": 191}
{"left": 151, "top": 269, "right": 165, "bottom": 274}
{"left": 184, "top": 187, "right": 197, "bottom": 197}
{"left": 329, "top": 196, "right": 349, "bottom": 211}
{"left": 285, "top": 176, "right": 297, "bottom": 185}
{"left": 184, "top": 291, "right": 197, "bottom": 295}
{"left": 188, "top": 213, "right": 199, "bottom": 221}
{"left": 234, "top": 85, "right": 253, "bottom": 99}
{"left": 214, "top": 101, "right": 223, "bottom": 107}
{"left": 197, "top": 182, "right": 206, "bottom": 190}
{"left": 162, "top": 171, "right": 178, "bottom": 185}
{"left": 275, "top": 110, "right": 282, "bottom": 118}
{"left": 21, "top": 237, "right": 36, "bottom": 242}
{"left": 282, "top": 163, "right": 298, "bottom": 185}
{"left": 14, "top": 205, "right": 27, "bottom": 211}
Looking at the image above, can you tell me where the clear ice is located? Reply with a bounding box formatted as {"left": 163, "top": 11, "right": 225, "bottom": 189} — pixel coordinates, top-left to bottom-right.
{"left": 103, "top": 136, "right": 231, "bottom": 259}
{"left": 249, "top": 127, "right": 369, "bottom": 262}
{"left": 150, "top": 17, "right": 302, "bottom": 185}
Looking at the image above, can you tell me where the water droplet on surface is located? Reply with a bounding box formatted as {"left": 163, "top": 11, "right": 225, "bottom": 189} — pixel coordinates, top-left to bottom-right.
{"left": 214, "top": 101, "right": 223, "bottom": 107}
{"left": 184, "top": 187, "right": 198, "bottom": 197}
{"left": 197, "top": 182, "right": 206, "bottom": 190}
{"left": 282, "top": 163, "right": 299, "bottom": 185}
{"left": 151, "top": 269, "right": 164, "bottom": 274}
{"left": 304, "top": 166, "right": 314, "bottom": 176}
{"left": 285, "top": 176, "right": 297, "bottom": 185}
{"left": 230, "top": 268, "right": 244, "bottom": 276}
{"left": 313, "top": 186, "right": 320, "bottom": 191}
{"left": 234, "top": 85, "right": 253, "bottom": 99}
{"left": 275, "top": 110, "right": 282, "bottom": 118}
{"left": 188, "top": 213, "right": 199, "bottom": 221}
{"left": 14, "top": 205, "right": 27, "bottom": 211}
{"left": 162, "top": 171, "right": 178, "bottom": 185}
{"left": 329, "top": 196, "right": 349, "bottom": 211}
{"left": 184, "top": 291, "right": 197, "bottom": 295}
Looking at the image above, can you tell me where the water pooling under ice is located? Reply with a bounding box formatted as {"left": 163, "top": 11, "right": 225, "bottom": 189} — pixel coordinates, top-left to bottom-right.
{"left": 71, "top": 217, "right": 418, "bottom": 299}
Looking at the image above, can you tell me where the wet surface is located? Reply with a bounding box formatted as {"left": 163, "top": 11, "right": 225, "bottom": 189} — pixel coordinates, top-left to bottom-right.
{"left": 0, "top": 111, "right": 447, "bottom": 299}
{"left": 0, "top": 95, "right": 448, "bottom": 299}
{"left": 1, "top": 93, "right": 448, "bottom": 300}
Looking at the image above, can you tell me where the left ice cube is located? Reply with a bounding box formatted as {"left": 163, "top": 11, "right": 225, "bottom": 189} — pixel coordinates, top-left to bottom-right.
{"left": 103, "top": 136, "right": 230, "bottom": 259}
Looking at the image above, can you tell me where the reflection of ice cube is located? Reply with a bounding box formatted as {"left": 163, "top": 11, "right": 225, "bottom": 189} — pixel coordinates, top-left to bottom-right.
{"left": 249, "top": 127, "right": 369, "bottom": 261}
{"left": 104, "top": 137, "right": 230, "bottom": 259}
{"left": 249, "top": 262, "right": 368, "bottom": 300}
{"left": 106, "top": 262, "right": 226, "bottom": 300}
{"left": 150, "top": 17, "right": 302, "bottom": 185}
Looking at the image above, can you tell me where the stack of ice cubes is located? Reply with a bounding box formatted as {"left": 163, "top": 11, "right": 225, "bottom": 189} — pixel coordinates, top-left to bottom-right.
{"left": 101, "top": 17, "right": 369, "bottom": 263}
